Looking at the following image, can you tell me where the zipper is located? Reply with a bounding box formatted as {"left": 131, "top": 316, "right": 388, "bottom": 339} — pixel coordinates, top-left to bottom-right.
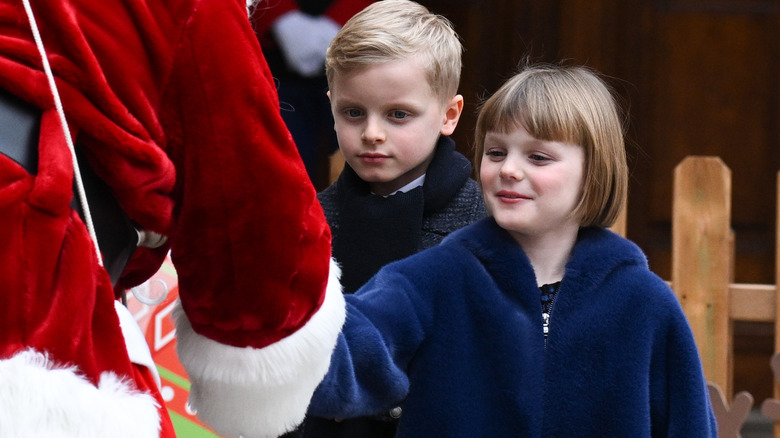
{"left": 541, "top": 282, "right": 561, "bottom": 348}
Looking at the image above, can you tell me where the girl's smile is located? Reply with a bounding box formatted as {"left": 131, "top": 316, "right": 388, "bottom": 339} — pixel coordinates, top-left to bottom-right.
{"left": 496, "top": 190, "right": 531, "bottom": 203}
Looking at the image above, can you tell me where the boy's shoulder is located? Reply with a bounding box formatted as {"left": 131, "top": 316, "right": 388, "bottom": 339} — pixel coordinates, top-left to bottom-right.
{"left": 424, "top": 177, "right": 486, "bottom": 222}
{"left": 421, "top": 177, "right": 486, "bottom": 248}
{"left": 316, "top": 182, "right": 340, "bottom": 226}
{"left": 316, "top": 181, "right": 338, "bottom": 203}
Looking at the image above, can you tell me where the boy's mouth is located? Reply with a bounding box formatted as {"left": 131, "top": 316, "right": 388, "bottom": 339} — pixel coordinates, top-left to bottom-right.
{"left": 358, "top": 153, "right": 389, "bottom": 163}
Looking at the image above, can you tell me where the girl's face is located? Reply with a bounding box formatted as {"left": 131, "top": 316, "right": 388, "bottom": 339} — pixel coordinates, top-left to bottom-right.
{"left": 480, "top": 124, "right": 585, "bottom": 245}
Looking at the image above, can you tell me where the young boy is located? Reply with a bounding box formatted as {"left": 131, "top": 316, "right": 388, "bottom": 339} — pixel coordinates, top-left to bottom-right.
{"left": 300, "top": 1, "right": 487, "bottom": 436}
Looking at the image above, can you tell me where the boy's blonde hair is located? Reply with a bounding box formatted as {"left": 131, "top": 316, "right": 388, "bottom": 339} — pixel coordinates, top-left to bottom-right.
{"left": 474, "top": 64, "right": 627, "bottom": 228}
{"left": 325, "top": 0, "right": 462, "bottom": 101}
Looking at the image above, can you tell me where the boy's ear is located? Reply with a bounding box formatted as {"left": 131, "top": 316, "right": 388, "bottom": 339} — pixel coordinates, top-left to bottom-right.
{"left": 440, "top": 94, "right": 464, "bottom": 136}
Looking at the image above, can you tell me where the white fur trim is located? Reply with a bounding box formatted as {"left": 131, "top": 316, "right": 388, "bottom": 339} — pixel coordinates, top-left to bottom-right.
{"left": 0, "top": 349, "right": 160, "bottom": 438}
{"left": 115, "top": 300, "right": 161, "bottom": 389}
{"left": 174, "top": 259, "right": 345, "bottom": 438}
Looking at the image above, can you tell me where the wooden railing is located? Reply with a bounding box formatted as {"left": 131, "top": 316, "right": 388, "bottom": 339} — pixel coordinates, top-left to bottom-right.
{"left": 653, "top": 156, "right": 780, "bottom": 437}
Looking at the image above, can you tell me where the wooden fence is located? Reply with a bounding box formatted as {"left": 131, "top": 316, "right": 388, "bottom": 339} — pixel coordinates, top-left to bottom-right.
{"left": 641, "top": 156, "right": 780, "bottom": 437}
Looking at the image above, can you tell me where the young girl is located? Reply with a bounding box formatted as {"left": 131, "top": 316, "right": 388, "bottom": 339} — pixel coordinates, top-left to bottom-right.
{"left": 257, "top": 64, "right": 717, "bottom": 437}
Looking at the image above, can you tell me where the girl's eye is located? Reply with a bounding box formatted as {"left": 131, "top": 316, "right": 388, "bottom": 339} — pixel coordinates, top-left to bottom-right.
{"left": 485, "top": 149, "right": 506, "bottom": 160}
{"left": 529, "top": 153, "right": 550, "bottom": 163}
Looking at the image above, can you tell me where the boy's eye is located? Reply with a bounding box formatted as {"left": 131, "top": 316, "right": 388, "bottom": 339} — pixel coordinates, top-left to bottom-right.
{"left": 345, "top": 108, "right": 363, "bottom": 118}
{"left": 389, "top": 110, "right": 409, "bottom": 120}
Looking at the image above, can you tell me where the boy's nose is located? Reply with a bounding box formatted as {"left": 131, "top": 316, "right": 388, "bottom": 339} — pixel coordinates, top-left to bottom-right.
{"left": 361, "top": 118, "right": 386, "bottom": 144}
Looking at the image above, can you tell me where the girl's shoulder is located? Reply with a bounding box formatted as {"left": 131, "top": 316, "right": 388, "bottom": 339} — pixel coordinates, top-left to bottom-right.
{"left": 571, "top": 228, "right": 677, "bottom": 298}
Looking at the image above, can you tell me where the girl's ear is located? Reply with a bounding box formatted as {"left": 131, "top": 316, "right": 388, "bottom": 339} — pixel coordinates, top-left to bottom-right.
{"left": 440, "top": 94, "right": 464, "bottom": 136}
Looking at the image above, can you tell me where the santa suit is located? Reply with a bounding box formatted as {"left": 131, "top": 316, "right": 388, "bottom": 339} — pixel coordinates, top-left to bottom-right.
{"left": 0, "top": 0, "right": 343, "bottom": 437}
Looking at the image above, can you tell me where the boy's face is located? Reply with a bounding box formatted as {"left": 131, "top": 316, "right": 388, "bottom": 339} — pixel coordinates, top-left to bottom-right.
{"left": 480, "top": 124, "right": 584, "bottom": 245}
{"left": 328, "top": 58, "right": 462, "bottom": 196}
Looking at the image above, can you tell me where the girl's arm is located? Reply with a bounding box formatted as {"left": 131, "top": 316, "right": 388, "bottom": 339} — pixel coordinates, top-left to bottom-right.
{"left": 308, "top": 265, "right": 431, "bottom": 419}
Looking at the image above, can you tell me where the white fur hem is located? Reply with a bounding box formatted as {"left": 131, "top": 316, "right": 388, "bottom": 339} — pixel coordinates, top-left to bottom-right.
{"left": 174, "top": 259, "right": 345, "bottom": 438}
{"left": 0, "top": 349, "right": 160, "bottom": 438}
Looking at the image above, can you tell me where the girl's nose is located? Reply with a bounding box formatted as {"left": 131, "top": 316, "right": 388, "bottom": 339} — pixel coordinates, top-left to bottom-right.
{"left": 498, "top": 158, "right": 524, "bottom": 181}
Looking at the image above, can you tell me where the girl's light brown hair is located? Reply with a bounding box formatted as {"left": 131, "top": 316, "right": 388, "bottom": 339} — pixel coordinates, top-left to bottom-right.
{"left": 474, "top": 64, "right": 627, "bottom": 228}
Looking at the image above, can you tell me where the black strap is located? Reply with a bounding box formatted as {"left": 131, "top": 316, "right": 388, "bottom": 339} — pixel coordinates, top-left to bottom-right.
{"left": 0, "top": 88, "right": 40, "bottom": 174}
{"left": 72, "top": 147, "right": 138, "bottom": 285}
{"left": 0, "top": 88, "right": 137, "bottom": 286}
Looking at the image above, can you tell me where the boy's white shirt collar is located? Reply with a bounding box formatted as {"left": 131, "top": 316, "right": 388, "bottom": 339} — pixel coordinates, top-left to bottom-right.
{"left": 375, "top": 174, "right": 426, "bottom": 197}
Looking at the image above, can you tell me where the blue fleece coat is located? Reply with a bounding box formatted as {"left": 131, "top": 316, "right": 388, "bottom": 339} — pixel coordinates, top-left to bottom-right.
{"left": 309, "top": 218, "right": 717, "bottom": 437}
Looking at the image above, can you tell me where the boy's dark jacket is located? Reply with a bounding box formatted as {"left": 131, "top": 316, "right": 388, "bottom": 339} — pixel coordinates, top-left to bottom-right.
{"left": 318, "top": 136, "right": 487, "bottom": 294}
{"left": 308, "top": 217, "right": 718, "bottom": 437}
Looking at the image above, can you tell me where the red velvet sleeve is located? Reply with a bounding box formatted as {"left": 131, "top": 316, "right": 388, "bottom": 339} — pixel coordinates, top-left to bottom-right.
{"left": 160, "top": 1, "right": 346, "bottom": 436}
{"left": 162, "top": 0, "right": 333, "bottom": 349}
{"left": 0, "top": 0, "right": 343, "bottom": 435}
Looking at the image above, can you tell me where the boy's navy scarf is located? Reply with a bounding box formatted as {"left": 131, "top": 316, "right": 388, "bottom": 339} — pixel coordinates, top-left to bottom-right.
{"left": 332, "top": 136, "right": 472, "bottom": 293}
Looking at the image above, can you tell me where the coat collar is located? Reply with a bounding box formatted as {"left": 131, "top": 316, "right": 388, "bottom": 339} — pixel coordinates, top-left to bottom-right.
{"left": 446, "top": 218, "right": 648, "bottom": 302}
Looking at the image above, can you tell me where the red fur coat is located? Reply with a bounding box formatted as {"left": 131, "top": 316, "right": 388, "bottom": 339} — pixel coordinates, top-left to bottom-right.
{"left": 0, "top": 0, "right": 343, "bottom": 437}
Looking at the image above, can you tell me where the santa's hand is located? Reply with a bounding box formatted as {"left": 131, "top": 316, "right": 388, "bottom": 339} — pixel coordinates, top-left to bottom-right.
{"left": 272, "top": 11, "right": 340, "bottom": 77}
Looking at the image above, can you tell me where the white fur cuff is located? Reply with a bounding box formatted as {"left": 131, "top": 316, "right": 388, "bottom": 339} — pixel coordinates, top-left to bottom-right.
{"left": 0, "top": 349, "right": 160, "bottom": 438}
{"left": 174, "top": 259, "right": 346, "bottom": 438}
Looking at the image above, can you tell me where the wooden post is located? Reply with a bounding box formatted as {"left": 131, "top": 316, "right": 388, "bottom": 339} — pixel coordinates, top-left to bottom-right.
{"left": 671, "top": 156, "right": 732, "bottom": 398}
{"left": 775, "top": 171, "right": 780, "bottom": 438}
